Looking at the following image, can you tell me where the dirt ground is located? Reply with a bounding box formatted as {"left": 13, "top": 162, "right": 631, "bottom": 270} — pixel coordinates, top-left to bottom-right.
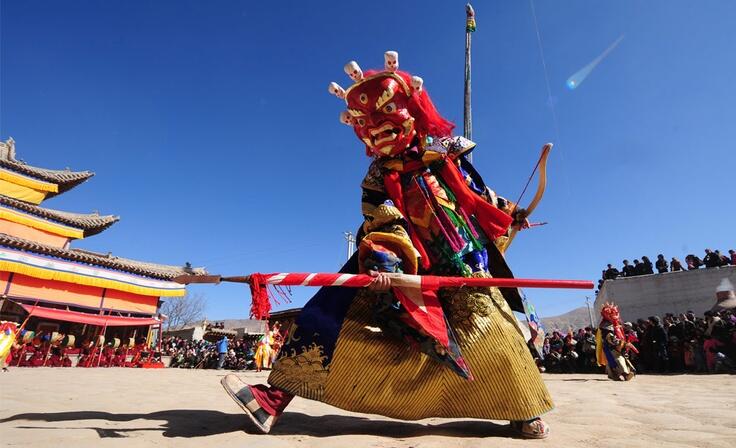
{"left": 1, "top": 368, "right": 734, "bottom": 448}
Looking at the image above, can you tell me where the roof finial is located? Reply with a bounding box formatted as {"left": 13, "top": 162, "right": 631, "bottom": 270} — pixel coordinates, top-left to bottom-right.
{"left": 0, "top": 137, "right": 16, "bottom": 160}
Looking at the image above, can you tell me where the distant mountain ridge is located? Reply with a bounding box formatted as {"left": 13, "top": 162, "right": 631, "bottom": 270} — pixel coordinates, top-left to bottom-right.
{"left": 540, "top": 306, "right": 594, "bottom": 332}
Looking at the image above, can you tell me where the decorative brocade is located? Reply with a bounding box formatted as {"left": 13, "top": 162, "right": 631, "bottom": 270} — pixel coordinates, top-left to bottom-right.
{"left": 441, "top": 287, "right": 493, "bottom": 327}
{"left": 313, "top": 288, "right": 553, "bottom": 421}
{"left": 268, "top": 343, "right": 330, "bottom": 402}
{"left": 362, "top": 202, "right": 405, "bottom": 233}
{"left": 361, "top": 159, "right": 386, "bottom": 193}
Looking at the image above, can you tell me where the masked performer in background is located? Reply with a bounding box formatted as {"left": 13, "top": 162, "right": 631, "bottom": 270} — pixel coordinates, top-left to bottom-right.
{"left": 254, "top": 325, "right": 274, "bottom": 372}
{"left": 596, "top": 302, "right": 636, "bottom": 381}
{"left": 223, "top": 52, "right": 553, "bottom": 439}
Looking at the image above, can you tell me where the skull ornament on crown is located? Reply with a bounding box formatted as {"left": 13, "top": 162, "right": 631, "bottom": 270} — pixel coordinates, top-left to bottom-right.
{"left": 328, "top": 51, "right": 454, "bottom": 158}
{"left": 600, "top": 302, "right": 621, "bottom": 325}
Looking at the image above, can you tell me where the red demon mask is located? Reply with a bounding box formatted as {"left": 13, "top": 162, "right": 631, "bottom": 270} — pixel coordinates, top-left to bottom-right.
{"left": 600, "top": 302, "right": 621, "bottom": 324}
{"left": 345, "top": 73, "right": 416, "bottom": 157}
{"left": 329, "top": 52, "right": 455, "bottom": 158}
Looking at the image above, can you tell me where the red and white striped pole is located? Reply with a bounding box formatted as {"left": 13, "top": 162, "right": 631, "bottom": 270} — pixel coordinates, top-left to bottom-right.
{"left": 259, "top": 272, "right": 593, "bottom": 290}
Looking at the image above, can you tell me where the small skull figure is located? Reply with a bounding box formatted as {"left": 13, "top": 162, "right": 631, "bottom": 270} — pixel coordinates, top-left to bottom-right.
{"left": 339, "top": 111, "right": 353, "bottom": 126}
{"left": 328, "top": 82, "right": 346, "bottom": 99}
{"left": 384, "top": 51, "right": 398, "bottom": 72}
{"left": 411, "top": 76, "right": 423, "bottom": 93}
{"left": 344, "top": 61, "right": 364, "bottom": 82}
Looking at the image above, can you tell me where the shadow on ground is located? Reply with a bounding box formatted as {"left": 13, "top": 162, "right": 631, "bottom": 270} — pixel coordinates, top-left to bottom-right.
{"left": 1, "top": 410, "right": 244, "bottom": 438}
{"left": 276, "top": 412, "right": 511, "bottom": 438}
{"left": 2, "top": 410, "right": 513, "bottom": 439}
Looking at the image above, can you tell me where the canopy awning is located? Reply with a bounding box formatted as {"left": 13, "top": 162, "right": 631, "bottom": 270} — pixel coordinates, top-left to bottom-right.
{"left": 21, "top": 304, "right": 160, "bottom": 327}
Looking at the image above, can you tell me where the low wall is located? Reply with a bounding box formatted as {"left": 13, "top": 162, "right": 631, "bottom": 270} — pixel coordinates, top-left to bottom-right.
{"left": 595, "top": 265, "right": 735, "bottom": 322}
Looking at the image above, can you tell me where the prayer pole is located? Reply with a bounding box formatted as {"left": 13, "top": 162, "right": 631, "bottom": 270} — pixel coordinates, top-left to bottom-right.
{"left": 464, "top": 4, "right": 476, "bottom": 162}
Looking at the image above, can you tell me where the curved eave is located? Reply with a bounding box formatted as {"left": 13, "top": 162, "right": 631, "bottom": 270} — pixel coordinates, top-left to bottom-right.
{"left": 0, "top": 194, "right": 120, "bottom": 238}
{"left": 0, "top": 232, "right": 208, "bottom": 281}
{"left": 82, "top": 218, "right": 119, "bottom": 237}
{"left": 0, "top": 159, "right": 94, "bottom": 197}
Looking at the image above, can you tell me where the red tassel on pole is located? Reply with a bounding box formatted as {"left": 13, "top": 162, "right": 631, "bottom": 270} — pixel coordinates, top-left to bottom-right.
{"left": 248, "top": 273, "right": 271, "bottom": 320}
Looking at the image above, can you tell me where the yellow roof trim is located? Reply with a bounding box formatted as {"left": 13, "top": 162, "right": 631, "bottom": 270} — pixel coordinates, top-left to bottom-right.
{"left": 0, "top": 259, "right": 186, "bottom": 297}
{"left": 0, "top": 207, "right": 85, "bottom": 239}
{"left": 0, "top": 179, "right": 47, "bottom": 204}
{"left": 0, "top": 168, "right": 59, "bottom": 193}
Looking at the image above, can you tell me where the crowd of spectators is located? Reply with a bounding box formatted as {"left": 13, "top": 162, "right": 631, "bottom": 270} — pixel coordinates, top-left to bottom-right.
{"left": 538, "top": 308, "right": 736, "bottom": 375}
{"left": 599, "top": 248, "right": 735, "bottom": 289}
{"left": 6, "top": 332, "right": 277, "bottom": 370}
{"left": 161, "top": 336, "right": 258, "bottom": 370}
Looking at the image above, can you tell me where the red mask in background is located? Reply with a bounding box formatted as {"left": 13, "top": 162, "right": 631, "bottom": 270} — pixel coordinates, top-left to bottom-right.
{"left": 600, "top": 302, "right": 621, "bottom": 325}
{"left": 345, "top": 74, "right": 416, "bottom": 157}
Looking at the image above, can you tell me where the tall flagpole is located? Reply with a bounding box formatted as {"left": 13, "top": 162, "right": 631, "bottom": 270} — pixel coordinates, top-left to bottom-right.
{"left": 464, "top": 4, "right": 476, "bottom": 162}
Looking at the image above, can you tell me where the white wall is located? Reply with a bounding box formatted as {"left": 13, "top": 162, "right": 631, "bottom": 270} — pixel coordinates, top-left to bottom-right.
{"left": 595, "top": 266, "right": 736, "bottom": 322}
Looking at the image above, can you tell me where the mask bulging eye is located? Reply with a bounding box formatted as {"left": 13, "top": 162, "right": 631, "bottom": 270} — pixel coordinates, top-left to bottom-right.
{"left": 382, "top": 102, "right": 396, "bottom": 114}
{"left": 356, "top": 118, "right": 366, "bottom": 126}
{"left": 359, "top": 93, "right": 368, "bottom": 104}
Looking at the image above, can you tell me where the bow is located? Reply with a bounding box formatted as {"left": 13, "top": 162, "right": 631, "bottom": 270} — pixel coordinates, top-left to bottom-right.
{"left": 500, "top": 143, "right": 553, "bottom": 253}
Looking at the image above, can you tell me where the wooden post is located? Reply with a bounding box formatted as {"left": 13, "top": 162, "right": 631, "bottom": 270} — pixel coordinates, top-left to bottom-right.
{"left": 96, "top": 323, "right": 107, "bottom": 367}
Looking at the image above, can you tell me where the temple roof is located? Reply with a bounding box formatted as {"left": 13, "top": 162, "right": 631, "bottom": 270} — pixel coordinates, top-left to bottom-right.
{"left": 0, "top": 194, "right": 119, "bottom": 237}
{"left": 0, "top": 232, "right": 208, "bottom": 281}
{"left": 0, "top": 138, "right": 94, "bottom": 197}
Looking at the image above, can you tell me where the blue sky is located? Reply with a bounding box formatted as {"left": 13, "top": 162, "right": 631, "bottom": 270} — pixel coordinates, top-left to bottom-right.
{"left": 1, "top": 1, "right": 734, "bottom": 320}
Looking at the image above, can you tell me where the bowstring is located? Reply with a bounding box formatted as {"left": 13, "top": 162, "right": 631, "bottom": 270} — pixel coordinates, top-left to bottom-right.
{"left": 512, "top": 152, "right": 544, "bottom": 214}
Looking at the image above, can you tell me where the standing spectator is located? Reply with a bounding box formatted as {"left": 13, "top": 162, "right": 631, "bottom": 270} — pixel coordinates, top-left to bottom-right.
{"left": 648, "top": 316, "right": 669, "bottom": 373}
{"left": 622, "top": 259, "right": 635, "bottom": 277}
{"left": 703, "top": 249, "right": 721, "bottom": 268}
{"left": 641, "top": 256, "right": 654, "bottom": 275}
{"left": 714, "top": 250, "right": 729, "bottom": 266}
{"left": 685, "top": 254, "right": 703, "bottom": 270}
{"left": 703, "top": 333, "right": 724, "bottom": 372}
{"left": 633, "top": 259, "right": 644, "bottom": 276}
{"left": 729, "top": 249, "right": 736, "bottom": 265}
{"left": 655, "top": 254, "right": 668, "bottom": 273}
{"left": 604, "top": 264, "right": 620, "bottom": 280}
{"left": 216, "top": 336, "right": 229, "bottom": 370}
{"left": 671, "top": 257, "right": 685, "bottom": 271}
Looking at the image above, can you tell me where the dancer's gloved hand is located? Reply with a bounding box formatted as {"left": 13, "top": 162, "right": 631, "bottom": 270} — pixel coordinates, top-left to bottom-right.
{"left": 511, "top": 207, "right": 530, "bottom": 231}
{"left": 367, "top": 270, "right": 392, "bottom": 291}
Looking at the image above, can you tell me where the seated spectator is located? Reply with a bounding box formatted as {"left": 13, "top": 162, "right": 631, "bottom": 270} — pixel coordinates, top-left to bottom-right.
{"left": 729, "top": 249, "right": 736, "bottom": 265}
{"left": 671, "top": 257, "right": 685, "bottom": 271}
{"left": 604, "top": 264, "right": 620, "bottom": 280}
{"left": 655, "top": 254, "right": 668, "bottom": 273}
{"left": 622, "top": 259, "right": 635, "bottom": 277}
{"left": 703, "top": 248, "right": 721, "bottom": 268}
{"left": 641, "top": 256, "right": 654, "bottom": 275}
